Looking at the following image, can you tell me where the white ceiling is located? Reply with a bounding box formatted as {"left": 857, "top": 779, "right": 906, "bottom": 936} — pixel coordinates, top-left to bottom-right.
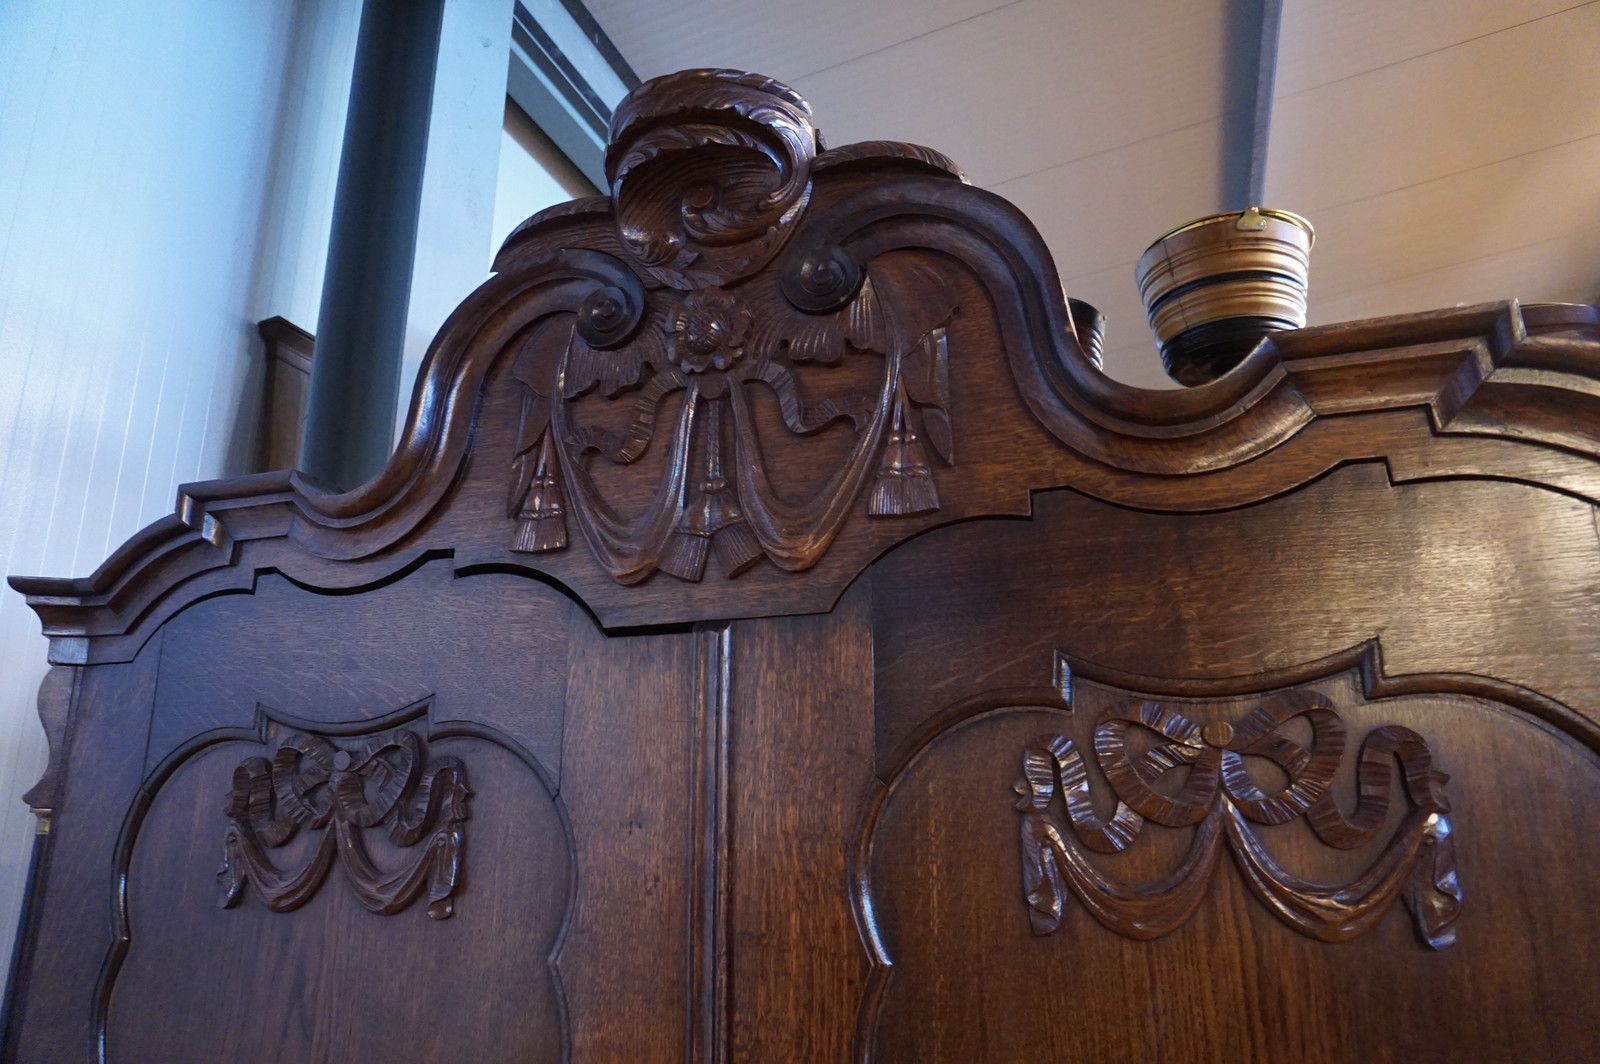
{"left": 584, "top": 0, "right": 1600, "bottom": 388}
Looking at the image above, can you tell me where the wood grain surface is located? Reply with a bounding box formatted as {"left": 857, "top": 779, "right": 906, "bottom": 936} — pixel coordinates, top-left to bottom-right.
{"left": 7, "top": 68, "right": 1600, "bottom": 1063}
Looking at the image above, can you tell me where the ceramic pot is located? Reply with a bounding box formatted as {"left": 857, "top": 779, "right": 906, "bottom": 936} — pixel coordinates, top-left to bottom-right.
{"left": 1068, "top": 297, "right": 1106, "bottom": 368}
{"left": 1135, "top": 206, "right": 1314, "bottom": 385}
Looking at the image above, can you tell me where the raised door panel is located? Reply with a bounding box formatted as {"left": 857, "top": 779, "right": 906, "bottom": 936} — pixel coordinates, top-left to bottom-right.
{"left": 109, "top": 718, "right": 568, "bottom": 1063}
{"left": 861, "top": 671, "right": 1600, "bottom": 1063}
{"left": 16, "top": 560, "right": 705, "bottom": 1064}
{"left": 857, "top": 468, "right": 1600, "bottom": 1062}
{"left": 871, "top": 466, "right": 1600, "bottom": 761}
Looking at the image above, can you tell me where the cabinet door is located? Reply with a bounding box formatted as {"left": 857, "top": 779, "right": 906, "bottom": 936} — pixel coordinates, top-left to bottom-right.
{"left": 110, "top": 717, "right": 569, "bottom": 1064}
{"left": 857, "top": 471, "right": 1600, "bottom": 1063}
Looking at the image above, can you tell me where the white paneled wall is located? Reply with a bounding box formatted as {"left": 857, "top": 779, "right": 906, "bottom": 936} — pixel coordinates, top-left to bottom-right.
{"left": 0, "top": 0, "right": 357, "bottom": 984}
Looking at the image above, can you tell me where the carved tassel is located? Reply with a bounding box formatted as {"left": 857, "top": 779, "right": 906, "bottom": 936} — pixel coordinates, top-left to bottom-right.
{"left": 660, "top": 398, "right": 715, "bottom": 581}
{"left": 712, "top": 520, "right": 761, "bottom": 577}
{"left": 512, "top": 431, "right": 568, "bottom": 553}
{"left": 658, "top": 524, "right": 711, "bottom": 582}
{"left": 868, "top": 377, "right": 939, "bottom": 516}
{"left": 703, "top": 397, "right": 761, "bottom": 577}
{"left": 1406, "top": 810, "right": 1462, "bottom": 949}
{"left": 660, "top": 397, "right": 761, "bottom": 580}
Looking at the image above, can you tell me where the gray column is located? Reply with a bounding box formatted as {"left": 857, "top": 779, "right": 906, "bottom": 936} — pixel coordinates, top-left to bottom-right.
{"left": 1220, "top": 0, "right": 1283, "bottom": 210}
{"left": 301, "top": 0, "right": 446, "bottom": 491}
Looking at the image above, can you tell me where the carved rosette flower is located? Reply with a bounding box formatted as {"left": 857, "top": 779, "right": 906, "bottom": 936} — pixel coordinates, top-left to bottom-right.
{"left": 668, "top": 287, "right": 752, "bottom": 374}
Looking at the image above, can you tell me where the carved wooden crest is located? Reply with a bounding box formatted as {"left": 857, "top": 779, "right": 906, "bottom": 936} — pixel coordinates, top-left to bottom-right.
{"left": 13, "top": 71, "right": 1600, "bottom": 650}
{"left": 502, "top": 69, "right": 962, "bottom": 583}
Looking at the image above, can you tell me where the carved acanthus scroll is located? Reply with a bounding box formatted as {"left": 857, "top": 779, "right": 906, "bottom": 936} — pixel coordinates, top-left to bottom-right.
{"left": 504, "top": 69, "right": 961, "bottom": 584}
{"left": 1016, "top": 690, "right": 1461, "bottom": 948}
{"left": 217, "top": 730, "right": 470, "bottom": 920}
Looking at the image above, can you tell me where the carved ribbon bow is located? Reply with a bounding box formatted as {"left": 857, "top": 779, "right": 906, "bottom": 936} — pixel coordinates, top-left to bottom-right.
{"left": 218, "top": 730, "right": 470, "bottom": 920}
{"left": 1017, "top": 690, "right": 1461, "bottom": 948}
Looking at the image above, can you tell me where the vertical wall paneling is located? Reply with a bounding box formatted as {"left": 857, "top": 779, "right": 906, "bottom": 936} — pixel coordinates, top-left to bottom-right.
{"left": 0, "top": 0, "right": 357, "bottom": 993}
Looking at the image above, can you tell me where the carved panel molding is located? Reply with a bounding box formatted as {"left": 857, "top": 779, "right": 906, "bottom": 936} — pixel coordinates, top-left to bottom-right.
{"left": 1015, "top": 691, "right": 1461, "bottom": 949}
{"left": 82, "top": 695, "right": 574, "bottom": 1063}
{"left": 218, "top": 729, "right": 471, "bottom": 920}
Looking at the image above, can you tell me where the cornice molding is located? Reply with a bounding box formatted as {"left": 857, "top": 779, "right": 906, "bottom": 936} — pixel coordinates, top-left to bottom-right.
{"left": 12, "top": 70, "right": 1600, "bottom": 662}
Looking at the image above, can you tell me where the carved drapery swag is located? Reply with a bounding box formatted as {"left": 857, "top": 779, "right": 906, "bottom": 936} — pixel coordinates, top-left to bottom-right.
{"left": 1015, "top": 690, "right": 1462, "bottom": 948}
{"left": 502, "top": 70, "right": 962, "bottom": 584}
{"left": 218, "top": 730, "right": 470, "bottom": 920}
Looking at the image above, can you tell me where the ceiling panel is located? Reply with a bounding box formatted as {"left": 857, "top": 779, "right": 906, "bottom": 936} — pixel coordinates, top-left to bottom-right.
{"left": 1275, "top": 0, "right": 1583, "bottom": 95}
{"left": 1307, "top": 133, "right": 1600, "bottom": 306}
{"left": 1267, "top": 3, "right": 1600, "bottom": 212}
{"left": 996, "top": 119, "right": 1231, "bottom": 384}
{"left": 1273, "top": 1, "right": 1600, "bottom": 329}
{"left": 1004, "top": 120, "right": 1230, "bottom": 282}
{"left": 792, "top": 0, "right": 1231, "bottom": 187}
{"left": 583, "top": 0, "right": 1017, "bottom": 84}
{"left": 1312, "top": 222, "right": 1600, "bottom": 325}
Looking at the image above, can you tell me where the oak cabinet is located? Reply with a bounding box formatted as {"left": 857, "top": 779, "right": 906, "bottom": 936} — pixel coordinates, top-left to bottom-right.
{"left": 7, "top": 69, "right": 1599, "bottom": 1064}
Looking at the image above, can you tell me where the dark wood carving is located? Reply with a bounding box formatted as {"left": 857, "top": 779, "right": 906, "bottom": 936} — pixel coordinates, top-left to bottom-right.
{"left": 12, "top": 73, "right": 1600, "bottom": 650}
{"left": 218, "top": 728, "right": 470, "bottom": 919}
{"left": 855, "top": 637, "right": 1600, "bottom": 1063}
{"left": 504, "top": 71, "right": 957, "bottom": 583}
{"left": 1016, "top": 691, "right": 1460, "bottom": 948}
{"left": 20, "top": 665, "right": 78, "bottom": 827}
{"left": 9, "top": 65, "right": 1600, "bottom": 1064}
